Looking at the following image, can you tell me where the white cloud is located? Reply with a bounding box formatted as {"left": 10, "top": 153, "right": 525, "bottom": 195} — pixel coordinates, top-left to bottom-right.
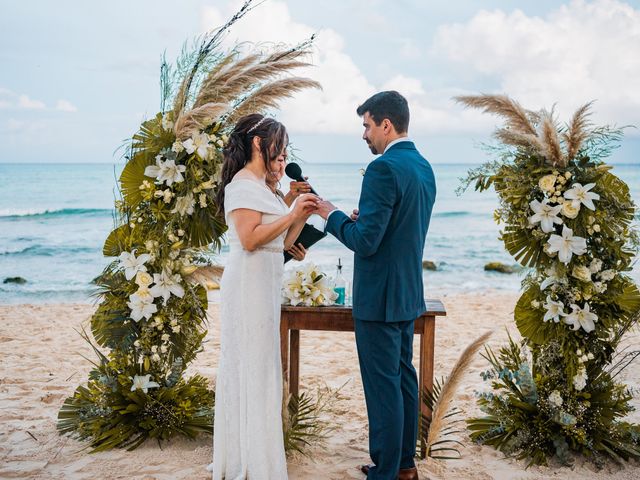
{"left": 433, "top": 0, "right": 640, "bottom": 132}
{"left": 56, "top": 99, "right": 78, "bottom": 112}
{"left": 0, "top": 88, "right": 47, "bottom": 110}
{"left": 17, "top": 94, "right": 46, "bottom": 110}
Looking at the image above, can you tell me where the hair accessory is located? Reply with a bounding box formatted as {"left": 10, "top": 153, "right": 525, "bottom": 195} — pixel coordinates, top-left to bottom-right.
{"left": 247, "top": 116, "right": 268, "bottom": 134}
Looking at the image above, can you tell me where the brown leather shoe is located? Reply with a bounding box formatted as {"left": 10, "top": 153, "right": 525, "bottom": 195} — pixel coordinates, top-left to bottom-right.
{"left": 398, "top": 467, "right": 419, "bottom": 480}
{"left": 359, "top": 464, "right": 419, "bottom": 479}
{"left": 360, "top": 463, "right": 374, "bottom": 475}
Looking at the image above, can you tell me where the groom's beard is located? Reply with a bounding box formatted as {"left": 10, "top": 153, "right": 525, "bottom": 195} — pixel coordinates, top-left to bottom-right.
{"left": 366, "top": 141, "right": 378, "bottom": 155}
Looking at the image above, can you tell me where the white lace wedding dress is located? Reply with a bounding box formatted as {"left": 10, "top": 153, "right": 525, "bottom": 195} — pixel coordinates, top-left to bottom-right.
{"left": 210, "top": 178, "right": 289, "bottom": 480}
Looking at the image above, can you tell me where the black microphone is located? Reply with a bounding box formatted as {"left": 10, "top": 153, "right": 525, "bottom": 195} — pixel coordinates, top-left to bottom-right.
{"left": 285, "top": 162, "right": 318, "bottom": 195}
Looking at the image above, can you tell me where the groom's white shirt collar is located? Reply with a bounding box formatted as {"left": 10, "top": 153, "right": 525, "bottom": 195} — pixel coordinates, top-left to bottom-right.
{"left": 325, "top": 136, "right": 412, "bottom": 223}
{"left": 383, "top": 136, "right": 411, "bottom": 154}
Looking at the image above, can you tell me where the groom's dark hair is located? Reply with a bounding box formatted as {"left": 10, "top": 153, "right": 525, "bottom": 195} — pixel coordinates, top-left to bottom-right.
{"left": 356, "top": 91, "right": 409, "bottom": 134}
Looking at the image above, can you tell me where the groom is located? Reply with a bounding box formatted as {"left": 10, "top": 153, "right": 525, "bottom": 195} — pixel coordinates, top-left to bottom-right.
{"left": 316, "top": 91, "right": 436, "bottom": 480}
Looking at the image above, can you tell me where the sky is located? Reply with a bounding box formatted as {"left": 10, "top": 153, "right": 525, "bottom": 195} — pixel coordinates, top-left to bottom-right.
{"left": 1, "top": 0, "right": 639, "bottom": 164}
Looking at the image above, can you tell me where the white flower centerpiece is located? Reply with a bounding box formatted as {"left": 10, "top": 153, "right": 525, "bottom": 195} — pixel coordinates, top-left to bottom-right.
{"left": 282, "top": 262, "right": 338, "bottom": 307}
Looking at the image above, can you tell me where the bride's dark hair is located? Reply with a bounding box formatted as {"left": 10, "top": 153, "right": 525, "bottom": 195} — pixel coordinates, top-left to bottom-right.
{"left": 216, "top": 113, "right": 288, "bottom": 213}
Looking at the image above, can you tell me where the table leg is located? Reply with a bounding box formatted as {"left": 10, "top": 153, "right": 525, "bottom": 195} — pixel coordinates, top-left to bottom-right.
{"left": 280, "top": 315, "right": 289, "bottom": 395}
{"left": 420, "top": 316, "right": 435, "bottom": 458}
{"left": 290, "top": 329, "right": 300, "bottom": 398}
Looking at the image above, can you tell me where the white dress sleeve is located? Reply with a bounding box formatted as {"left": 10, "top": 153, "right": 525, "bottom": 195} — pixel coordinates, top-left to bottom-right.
{"left": 223, "top": 179, "right": 285, "bottom": 222}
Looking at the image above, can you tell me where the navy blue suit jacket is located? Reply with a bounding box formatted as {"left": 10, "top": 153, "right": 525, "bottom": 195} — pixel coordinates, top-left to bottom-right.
{"left": 325, "top": 141, "right": 436, "bottom": 322}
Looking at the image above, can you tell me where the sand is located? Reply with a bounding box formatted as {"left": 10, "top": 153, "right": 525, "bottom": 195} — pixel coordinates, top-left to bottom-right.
{"left": 1, "top": 292, "right": 639, "bottom": 479}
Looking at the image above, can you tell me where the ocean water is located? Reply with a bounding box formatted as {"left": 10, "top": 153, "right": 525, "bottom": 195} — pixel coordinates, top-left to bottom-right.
{"left": 1, "top": 161, "right": 639, "bottom": 304}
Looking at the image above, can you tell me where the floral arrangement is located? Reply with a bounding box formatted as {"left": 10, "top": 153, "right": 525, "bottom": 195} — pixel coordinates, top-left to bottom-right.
{"left": 457, "top": 94, "right": 640, "bottom": 466}
{"left": 58, "top": 0, "right": 320, "bottom": 451}
{"left": 282, "top": 263, "right": 338, "bottom": 306}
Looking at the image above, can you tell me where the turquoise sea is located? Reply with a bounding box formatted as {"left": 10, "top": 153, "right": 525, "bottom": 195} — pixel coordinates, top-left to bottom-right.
{"left": 1, "top": 162, "right": 639, "bottom": 304}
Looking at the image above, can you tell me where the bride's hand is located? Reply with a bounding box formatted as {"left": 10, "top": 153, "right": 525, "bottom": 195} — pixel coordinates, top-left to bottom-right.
{"left": 291, "top": 193, "right": 319, "bottom": 220}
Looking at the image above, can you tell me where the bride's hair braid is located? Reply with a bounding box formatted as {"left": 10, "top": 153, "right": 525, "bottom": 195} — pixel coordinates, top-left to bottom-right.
{"left": 216, "top": 114, "right": 288, "bottom": 214}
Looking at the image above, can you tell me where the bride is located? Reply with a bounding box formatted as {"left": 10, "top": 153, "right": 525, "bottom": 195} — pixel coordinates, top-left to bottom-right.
{"left": 209, "top": 113, "right": 319, "bottom": 479}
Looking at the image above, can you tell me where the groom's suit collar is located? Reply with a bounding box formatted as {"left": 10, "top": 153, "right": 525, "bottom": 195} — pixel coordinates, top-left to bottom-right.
{"left": 383, "top": 137, "right": 414, "bottom": 154}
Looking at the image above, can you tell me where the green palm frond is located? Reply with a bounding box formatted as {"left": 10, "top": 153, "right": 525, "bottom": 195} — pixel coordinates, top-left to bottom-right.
{"left": 132, "top": 113, "right": 174, "bottom": 154}
{"left": 119, "top": 152, "right": 154, "bottom": 209}
{"left": 90, "top": 300, "right": 138, "bottom": 350}
{"left": 502, "top": 225, "right": 545, "bottom": 268}
{"left": 103, "top": 224, "right": 132, "bottom": 257}
{"left": 283, "top": 385, "right": 340, "bottom": 456}
{"left": 514, "top": 285, "right": 556, "bottom": 345}
{"left": 187, "top": 207, "right": 228, "bottom": 249}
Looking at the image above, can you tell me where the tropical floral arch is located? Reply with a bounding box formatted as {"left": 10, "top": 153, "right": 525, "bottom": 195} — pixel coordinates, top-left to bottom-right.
{"left": 458, "top": 94, "right": 640, "bottom": 466}
{"left": 57, "top": 1, "right": 323, "bottom": 451}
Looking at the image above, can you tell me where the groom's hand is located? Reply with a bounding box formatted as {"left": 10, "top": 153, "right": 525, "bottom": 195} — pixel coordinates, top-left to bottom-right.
{"left": 315, "top": 200, "right": 337, "bottom": 219}
{"left": 350, "top": 209, "right": 359, "bottom": 221}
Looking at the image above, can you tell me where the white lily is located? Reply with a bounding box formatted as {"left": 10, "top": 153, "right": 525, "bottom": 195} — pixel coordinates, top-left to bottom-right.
{"left": 158, "top": 159, "right": 186, "bottom": 186}
{"left": 546, "top": 226, "right": 587, "bottom": 264}
{"left": 564, "top": 183, "right": 600, "bottom": 211}
{"left": 127, "top": 293, "right": 157, "bottom": 321}
{"left": 171, "top": 193, "right": 195, "bottom": 217}
{"left": 543, "top": 295, "right": 566, "bottom": 323}
{"left": 183, "top": 132, "right": 210, "bottom": 160}
{"left": 564, "top": 303, "right": 598, "bottom": 333}
{"left": 150, "top": 270, "right": 185, "bottom": 304}
{"left": 119, "top": 249, "right": 151, "bottom": 281}
{"left": 528, "top": 199, "right": 563, "bottom": 233}
{"left": 540, "top": 264, "right": 563, "bottom": 291}
{"left": 145, "top": 157, "right": 186, "bottom": 186}
{"left": 130, "top": 374, "right": 160, "bottom": 393}
{"left": 144, "top": 156, "right": 167, "bottom": 180}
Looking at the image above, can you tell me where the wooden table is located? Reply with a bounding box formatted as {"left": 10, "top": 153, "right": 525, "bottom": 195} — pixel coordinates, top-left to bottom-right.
{"left": 280, "top": 300, "right": 446, "bottom": 458}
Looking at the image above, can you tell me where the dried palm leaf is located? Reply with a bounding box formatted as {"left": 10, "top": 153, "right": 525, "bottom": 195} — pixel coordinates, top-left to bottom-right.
{"left": 563, "top": 101, "right": 594, "bottom": 161}
{"left": 494, "top": 128, "right": 545, "bottom": 152}
{"left": 192, "top": 52, "right": 261, "bottom": 108}
{"left": 226, "top": 77, "right": 322, "bottom": 125}
{"left": 426, "top": 330, "right": 493, "bottom": 455}
{"left": 455, "top": 94, "right": 538, "bottom": 136}
{"left": 174, "top": 102, "right": 229, "bottom": 140}
{"left": 208, "top": 59, "right": 312, "bottom": 108}
{"left": 540, "top": 109, "right": 565, "bottom": 167}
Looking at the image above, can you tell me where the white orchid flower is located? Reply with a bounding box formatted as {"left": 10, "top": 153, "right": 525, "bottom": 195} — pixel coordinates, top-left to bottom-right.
{"left": 546, "top": 226, "right": 587, "bottom": 264}
{"left": 543, "top": 295, "right": 566, "bottom": 323}
{"left": 564, "top": 183, "right": 600, "bottom": 211}
{"left": 528, "top": 199, "right": 563, "bottom": 233}
{"left": 150, "top": 270, "right": 185, "bottom": 305}
{"left": 127, "top": 293, "right": 157, "bottom": 322}
{"left": 183, "top": 132, "right": 210, "bottom": 159}
{"left": 130, "top": 374, "right": 160, "bottom": 393}
{"left": 119, "top": 249, "right": 151, "bottom": 281}
{"left": 564, "top": 303, "right": 598, "bottom": 333}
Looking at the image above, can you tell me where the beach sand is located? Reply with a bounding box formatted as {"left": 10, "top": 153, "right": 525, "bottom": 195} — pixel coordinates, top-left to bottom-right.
{"left": 1, "top": 292, "right": 639, "bottom": 479}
